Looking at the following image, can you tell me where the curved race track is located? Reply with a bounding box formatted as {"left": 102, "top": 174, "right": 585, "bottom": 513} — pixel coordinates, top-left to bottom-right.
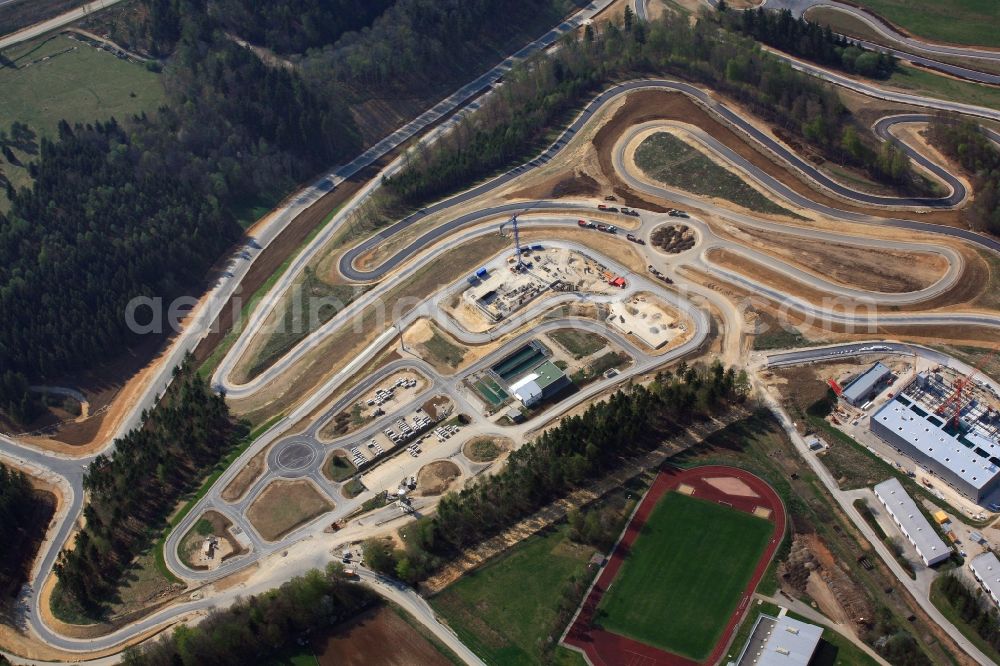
{"left": 5, "top": 14, "right": 1000, "bottom": 662}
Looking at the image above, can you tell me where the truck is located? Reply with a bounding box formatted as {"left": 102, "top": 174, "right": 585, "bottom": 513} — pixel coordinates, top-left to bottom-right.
{"left": 626, "top": 233, "right": 645, "bottom": 244}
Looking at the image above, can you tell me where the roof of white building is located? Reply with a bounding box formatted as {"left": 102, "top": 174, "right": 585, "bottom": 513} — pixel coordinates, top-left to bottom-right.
{"left": 873, "top": 398, "right": 1000, "bottom": 492}
{"left": 873, "top": 478, "right": 950, "bottom": 564}
{"left": 971, "top": 551, "right": 1000, "bottom": 602}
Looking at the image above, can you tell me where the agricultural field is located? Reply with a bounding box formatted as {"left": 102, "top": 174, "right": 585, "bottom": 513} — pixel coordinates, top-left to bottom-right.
{"left": 0, "top": 34, "right": 165, "bottom": 205}
{"left": 634, "top": 132, "right": 796, "bottom": 217}
{"left": 595, "top": 492, "right": 772, "bottom": 660}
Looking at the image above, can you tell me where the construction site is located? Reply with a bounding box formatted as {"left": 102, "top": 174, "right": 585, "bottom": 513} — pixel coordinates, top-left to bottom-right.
{"left": 450, "top": 214, "right": 629, "bottom": 327}
{"left": 606, "top": 293, "right": 689, "bottom": 349}
{"left": 869, "top": 362, "right": 1000, "bottom": 503}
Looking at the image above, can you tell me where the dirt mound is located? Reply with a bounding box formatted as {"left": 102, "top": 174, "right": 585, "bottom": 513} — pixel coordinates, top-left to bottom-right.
{"left": 650, "top": 224, "right": 694, "bottom": 253}
{"left": 416, "top": 460, "right": 461, "bottom": 496}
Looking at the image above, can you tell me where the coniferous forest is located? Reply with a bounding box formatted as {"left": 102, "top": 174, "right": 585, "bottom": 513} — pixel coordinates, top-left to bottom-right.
{"left": 53, "top": 358, "right": 245, "bottom": 614}
{"left": 724, "top": 8, "right": 896, "bottom": 79}
{"left": 0, "top": 0, "right": 582, "bottom": 424}
{"left": 0, "top": 462, "right": 54, "bottom": 605}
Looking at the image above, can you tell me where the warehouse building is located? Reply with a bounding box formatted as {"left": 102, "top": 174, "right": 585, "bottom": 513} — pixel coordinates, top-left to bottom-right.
{"left": 508, "top": 359, "right": 572, "bottom": 407}
{"left": 970, "top": 551, "right": 1000, "bottom": 607}
{"left": 734, "top": 614, "right": 823, "bottom": 666}
{"left": 873, "top": 478, "right": 950, "bottom": 566}
{"left": 841, "top": 362, "right": 892, "bottom": 407}
{"left": 871, "top": 397, "right": 1000, "bottom": 503}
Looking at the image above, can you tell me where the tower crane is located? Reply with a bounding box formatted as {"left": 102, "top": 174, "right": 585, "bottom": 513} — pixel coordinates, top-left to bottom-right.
{"left": 936, "top": 347, "right": 1000, "bottom": 429}
{"left": 498, "top": 211, "right": 526, "bottom": 270}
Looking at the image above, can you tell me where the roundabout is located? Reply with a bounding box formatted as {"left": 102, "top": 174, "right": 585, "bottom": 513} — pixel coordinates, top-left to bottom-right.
{"left": 268, "top": 439, "right": 322, "bottom": 478}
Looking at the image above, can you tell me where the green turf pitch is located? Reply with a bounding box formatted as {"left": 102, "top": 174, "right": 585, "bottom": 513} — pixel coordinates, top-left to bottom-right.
{"left": 596, "top": 492, "right": 772, "bottom": 660}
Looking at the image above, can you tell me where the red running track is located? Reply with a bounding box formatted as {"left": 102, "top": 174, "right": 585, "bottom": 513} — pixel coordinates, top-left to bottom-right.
{"left": 563, "top": 465, "right": 787, "bottom": 666}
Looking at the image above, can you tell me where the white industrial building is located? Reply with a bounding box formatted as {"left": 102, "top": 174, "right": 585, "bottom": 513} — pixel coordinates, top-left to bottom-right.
{"left": 970, "top": 551, "right": 1000, "bottom": 607}
{"left": 842, "top": 362, "right": 892, "bottom": 407}
{"left": 871, "top": 396, "right": 1000, "bottom": 503}
{"left": 872, "top": 478, "right": 950, "bottom": 566}
{"left": 733, "top": 614, "right": 823, "bottom": 666}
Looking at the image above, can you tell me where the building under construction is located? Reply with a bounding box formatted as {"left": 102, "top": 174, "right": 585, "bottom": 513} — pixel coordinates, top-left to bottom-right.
{"left": 870, "top": 366, "right": 1000, "bottom": 504}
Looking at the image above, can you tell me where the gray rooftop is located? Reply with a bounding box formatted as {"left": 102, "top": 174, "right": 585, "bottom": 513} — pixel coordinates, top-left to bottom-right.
{"left": 970, "top": 551, "right": 1000, "bottom": 603}
{"left": 738, "top": 614, "right": 823, "bottom": 666}
{"left": 873, "top": 398, "right": 1000, "bottom": 491}
{"left": 842, "top": 362, "right": 891, "bottom": 403}
{"left": 873, "top": 478, "right": 949, "bottom": 563}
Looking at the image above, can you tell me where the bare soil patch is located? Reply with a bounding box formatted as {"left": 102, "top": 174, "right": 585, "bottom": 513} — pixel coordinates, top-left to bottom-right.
{"left": 720, "top": 222, "right": 950, "bottom": 293}
{"left": 422, "top": 395, "right": 454, "bottom": 421}
{"left": 246, "top": 479, "right": 333, "bottom": 542}
{"left": 708, "top": 247, "right": 921, "bottom": 308}
{"left": 463, "top": 435, "right": 513, "bottom": 462}
{"left": 704, "top": 476, "right": 759, "bottom": 498}
{"left": 507, "top": 168, "right": 602, "bottom": 199}
{"left": 178, "top": 510, "right": 246, "bottom": 571}
{"left": 314, "top": 605, "right": 451, "bottom": 666}
{"left": 221, "top": 446, "right": 268, "bottom": 502}
{"left": 416, "top": 460, "right": 462, "bottom": 496}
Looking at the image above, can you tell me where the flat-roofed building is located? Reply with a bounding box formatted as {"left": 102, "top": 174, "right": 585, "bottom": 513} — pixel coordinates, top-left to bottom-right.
{"left": 734, "top": 614, "right": 823, "bottom": 666}
{"left": 842, "top": 362, "right": 892, "bottom": 406}
{"left": 508, "top": 360, "right": 571, "bottom": 407}
{"left": 970, "top": 551, "right": 1000, "bottom": 607}
{"left": 871, "top": 397, "right": 1000, "bottom": 503}
{"left": 872, "top": 478, "right": 950, "bottom": 566}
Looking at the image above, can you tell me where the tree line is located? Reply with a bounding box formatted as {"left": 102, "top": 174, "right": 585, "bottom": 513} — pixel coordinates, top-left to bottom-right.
{"left": 937, "top": 573, "right": 1000, "bottom": 654}
{"left": 120, "top": 565, "right": 374, "bottom": 665}
{"left": 384, "top": 10, "right": 927, "bottom": 209}
{"left": 0, "top": 462, "right": 54, "bottom": 605}
{"left": 723, "top": 8, "right": 896, "bottom": 79}
{"left": 53, "top": 357, "right": 245, "bottom": 615}
{"left": 927, "top": 119, "right": 1000, "bottom": 234}
{"left": 364, "top": 361, "right": 751, "bottom": 583}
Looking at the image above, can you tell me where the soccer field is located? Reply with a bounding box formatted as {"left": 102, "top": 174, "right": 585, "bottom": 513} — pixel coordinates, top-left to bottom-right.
{"left": 596, "top": 492, "right": 772, "bottom": 661}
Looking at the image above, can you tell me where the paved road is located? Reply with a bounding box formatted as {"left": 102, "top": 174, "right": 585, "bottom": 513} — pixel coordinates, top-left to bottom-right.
{"left": 766, "top": 0, "right": 1000, "bottom": 64}
{"left": 7, "top": 13, "right": 1000, "bottom": 663}
{"left": 0, "top": 0, "right": 126, "bottom": 50}
{"left": 755, "top": 346, "right": 997, "bottom": 666}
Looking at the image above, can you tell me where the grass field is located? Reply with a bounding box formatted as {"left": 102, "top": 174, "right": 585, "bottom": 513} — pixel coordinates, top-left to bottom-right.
{"left": 430, "top": 523, "right": 595, "bottom": 666}
{"left": 634, "top": 132, "right": 798, "bottom": 218}
{"left": 549, "top": 329, "right": 607, "bottom": 359}
{"left": 246, "top": 275, "right": 366, "bottom": 380}
{"left": 0, "top": 34, "right": 165, "bottom": 206}
{"left": 850, "top": 0, "right": 999, "bottom": 48}
{"left": 246, "top": 480, "right": 333, "bottom": 541}
{"left": 804, "top": 7, "right": 1000, "bottom": 75}
{"left": 885, "top": 64, "right": 1000, "bottom": 112}
{"left": 596, "top": 492, "right": 772, "bottom": 660}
